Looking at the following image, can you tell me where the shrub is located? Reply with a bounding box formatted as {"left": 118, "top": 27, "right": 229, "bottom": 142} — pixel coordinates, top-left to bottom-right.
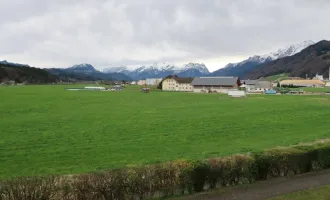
{"left": 0, "top": 176, "right": 57, "bottom": 200}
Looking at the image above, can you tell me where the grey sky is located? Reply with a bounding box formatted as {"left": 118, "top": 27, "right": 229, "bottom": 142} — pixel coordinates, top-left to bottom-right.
{"left": 0, "top": 0, "right": 329, "bottom": 71}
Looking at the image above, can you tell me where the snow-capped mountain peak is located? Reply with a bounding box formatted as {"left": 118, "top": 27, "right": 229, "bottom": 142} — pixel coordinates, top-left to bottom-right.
{"left": 235, "top": 40, "right": 315, "bottom": 66}
{"left": 182, "top": 63, "right": 210, "bottom": 74}
{"left": 102, "top": 66, "right": 128, "bottom": 73}
{"left": 259, "top": 40, "right": 315, "bottom": 61}
{"left": 210, "top": 40, "right": 316, "bottom": 77}
{"left": 102, "top": 62, "right": 210, "bottom": 80}
{"left": 271, "top": 40, "right": 315, "bottom": 59}
{"left": 68, "top": 63, "right": 97, "bottom": 72}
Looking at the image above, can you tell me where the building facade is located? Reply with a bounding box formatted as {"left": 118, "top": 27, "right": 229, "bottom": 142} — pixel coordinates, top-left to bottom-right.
{"left": 191, "top": 77, "right": 239, "bottom": 93}
{"left": 162, "top": 75, "right": 193, "bottom": 92}
{"left": 137, "top": 80, "right": 146, "bottom": 85}
{"left": 146, "top": 78, "right": 162, "bottom": 86}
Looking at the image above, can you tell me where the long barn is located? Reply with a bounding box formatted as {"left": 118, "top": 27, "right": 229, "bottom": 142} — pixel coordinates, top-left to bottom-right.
{"left": 191, "top": 77, "right": 239, "bottom": 93}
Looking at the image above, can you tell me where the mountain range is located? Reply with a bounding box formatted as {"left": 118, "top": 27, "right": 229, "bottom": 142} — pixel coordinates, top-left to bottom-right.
{"left": 101, "top": 40, "right": 316, "bottom": 79}
{"left": 45, "top": 64, "right": 132, "bottom": 81}
{"left": 244, "top": 40, "right": 330, "bottom": 79}
{"left": 1, "top": 39, "right": 330, "bottom": 83}
{"left": 209, "top": 40, "right": 315, "bottom": 77}
{"left": 102, "top": 62, "right": 210, "bottom": 80}
{"left": 0, "top": 61, "right": 57, "bottom": 83}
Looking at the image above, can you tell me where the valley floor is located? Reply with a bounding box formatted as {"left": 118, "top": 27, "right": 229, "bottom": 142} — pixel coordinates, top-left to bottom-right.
{"left": 1, "top": 85, "right": 330, "bottom": 179}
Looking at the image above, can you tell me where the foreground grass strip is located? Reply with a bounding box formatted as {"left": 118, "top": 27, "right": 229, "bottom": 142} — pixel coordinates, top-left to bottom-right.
{"left": 269, "top": 185, "right": 330, "bottom": 200}
{"left": 2, "top": 140, "right": 330, "bottom": 200}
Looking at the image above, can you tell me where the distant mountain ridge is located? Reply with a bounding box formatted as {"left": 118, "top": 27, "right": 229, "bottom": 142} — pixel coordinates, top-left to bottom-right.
{"left": 210, "top": 40, "right": 315, "bottom": 77}
{"left": 46, "top": 64, "right": 132, "bottom": 81}
{"left": 103, "top": 62, "right": 210, "bottom": 80}
{"left": 0, "top": 60, "right": 30, "bottom": 67}
{"left": 1, "top": 40, "right": 323, "bottom": 83}
{"left": 0, "top": 62, "right": 56, "bottom": 83}
{"left": 244, "top": 40, "right": 330, "bottom": 79}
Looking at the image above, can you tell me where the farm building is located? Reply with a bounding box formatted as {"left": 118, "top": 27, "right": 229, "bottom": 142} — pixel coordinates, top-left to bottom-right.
{"left": 191, "top": 77, "right": 239, "bottom": 93}
{"left": 241, "top": 79, "right": 272, "bottom": 92}
{"left": 161, "top": 75, "right": 194, "bottom": 92}
{"left": 137, "top": 80, "right": 146, "bottom": 85}
{"left": 84, "top": 86, "right": 106, "bottom": 90}
{"left": 280, "top": 79, "right": 325, "bottom": 87}
{"left": 146, "top": 78, "right": 162, "bottom": 86}
{"left": 325, "top": 82, "right": 330, "bottom": 87}
{"left": 111, "top": 85, "right": 124, "bottom": 91}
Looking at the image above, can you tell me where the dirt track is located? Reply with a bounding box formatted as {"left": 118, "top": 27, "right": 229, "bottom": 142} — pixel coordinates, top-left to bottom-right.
{"left": 174, "top": 169, "right": 330, "bottom": 200}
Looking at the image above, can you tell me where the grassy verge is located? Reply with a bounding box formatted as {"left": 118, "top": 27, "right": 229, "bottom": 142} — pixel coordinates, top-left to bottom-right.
{"left": 270, "top": 185, "right": 330, "bottom": 200}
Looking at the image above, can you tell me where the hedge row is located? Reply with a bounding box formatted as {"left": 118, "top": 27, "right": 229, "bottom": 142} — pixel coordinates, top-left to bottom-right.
{"left": 1, "top": 141, "right": 330, "bottom": 200}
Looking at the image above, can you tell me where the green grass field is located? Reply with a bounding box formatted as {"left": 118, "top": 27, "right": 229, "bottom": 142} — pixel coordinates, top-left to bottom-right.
{"left": 1, "top": 85, "right": 330, "bottom": 179}
{"left": 270, "top": 186, "right": 330, "bottom": 200}
{"left": 298, "top": 87, "right": 330, "bottom": 93}
{"left": 266, "top": 73, "right": 288, "bottom": 81}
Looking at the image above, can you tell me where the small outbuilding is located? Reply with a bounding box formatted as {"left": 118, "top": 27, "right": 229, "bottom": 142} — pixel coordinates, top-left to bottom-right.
{"left": 140, "top": 88, "right": 150, "bottom": 93}
{"left": 111, "top": 85, "right": 124, "bottom": 91}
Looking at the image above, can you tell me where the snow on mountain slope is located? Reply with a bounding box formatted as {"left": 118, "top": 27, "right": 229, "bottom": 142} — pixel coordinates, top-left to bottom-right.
{"left": 261, "top": 40, "right": 315, "bottom": 60}
{"left": 69, "top": 63, "right": 96, "bottom": 72}
{"left": 103, "top": 62, "right": 210, "bottom": 79}
{"left": 236, "top": 40, "right": 315, "bottom": 67}
{"left": 210, "top": 40, "right": 315, "bottom": 77}
{"left": 103, "top": 40, "right": 315, "bottom": 79}
{"left": 102, "top": 66, "right": 128, "bottom": 73}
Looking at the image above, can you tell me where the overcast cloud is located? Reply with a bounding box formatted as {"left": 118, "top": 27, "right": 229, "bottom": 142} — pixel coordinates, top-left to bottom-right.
{"left": 0, "top": 0, "right": 329, "bottom": 71}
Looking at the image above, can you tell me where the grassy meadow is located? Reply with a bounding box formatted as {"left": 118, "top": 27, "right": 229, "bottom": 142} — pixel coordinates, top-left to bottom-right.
{"left": 1, "top": 85, "right": 330, "bottom": 179}
{"left": 266, "top": 73, "right": 288, "bottom": 81}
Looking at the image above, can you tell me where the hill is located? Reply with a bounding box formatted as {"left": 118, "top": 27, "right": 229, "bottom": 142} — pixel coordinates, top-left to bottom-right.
{"left": 244, "top": 40, "right": 330, "bottom": 79}
{"left": 46, "top": 63, "right": 132, "bottom": 81}
{"left": 210, "top": 40, "right": 315, "bottom": 77}
{"left": 0, "top": 62, "right": 57, "bottom": 84}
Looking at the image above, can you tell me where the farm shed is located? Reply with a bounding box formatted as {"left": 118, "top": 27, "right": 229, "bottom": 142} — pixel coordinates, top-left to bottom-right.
{"left": 111, "top": 85, "right": 124, "bottom": 91}
{"left": 228, "top": 90, "right": 246, "bottom": 97}
{"left": 161, "top": 75, "right": 194, "bottom": 92}
{"left": 264, "top": 89, "right": 277, "bottom": 94}
{"left": 280, "top": 79, "right": 325, "bottom": 87}
{"left": 241, "top": 79, "right": 272, "bottom": 92}
{"left": 84, "top": 86, "right": 106, "bottom": 90}
{"left": 191, "top": 77, "right": 239, "bottom": 93}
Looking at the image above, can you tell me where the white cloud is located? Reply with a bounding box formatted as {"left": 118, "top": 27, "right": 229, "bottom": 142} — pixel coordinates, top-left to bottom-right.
{"left": 0, "top": 0, "right": 330, "bottom": 71}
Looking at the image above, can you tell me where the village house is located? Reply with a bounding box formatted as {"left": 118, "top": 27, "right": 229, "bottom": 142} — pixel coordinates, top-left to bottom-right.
{"left": 161, "top": 75, "right": 194, "bottom": 92}
{"left": 191, "top": 77, "right": 239, "bottom": 93}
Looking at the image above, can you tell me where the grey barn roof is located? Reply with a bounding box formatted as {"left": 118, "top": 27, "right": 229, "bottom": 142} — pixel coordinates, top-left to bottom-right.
{"left": 242, "top": 80, "right": 259, "bottom": 85}
{"left": 191, "top": 77, "right": 238, "bottom": 86}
